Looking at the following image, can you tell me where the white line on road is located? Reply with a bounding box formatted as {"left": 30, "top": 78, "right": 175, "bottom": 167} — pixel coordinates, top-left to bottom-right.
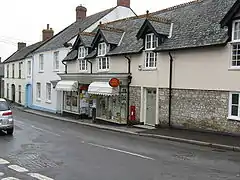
{"left": 8, "top": 165, "right": 28, "bottom": 173}
{"left": 0, "top": 172, "right": 4, "bottom": 176}
{"left": 1, "top": 177, "right": 20, "bottom": 180}
{"left": 0, "top": 158, "right": 9, "bottom": 165}
{"left": 31, "top": 125, "right": 61, "bottom": 137}
{"left": 87, "top": 143, "right": 155, "bottom": 161}
{"left": 28, "top": 173, "right": 54, "bottom": 180}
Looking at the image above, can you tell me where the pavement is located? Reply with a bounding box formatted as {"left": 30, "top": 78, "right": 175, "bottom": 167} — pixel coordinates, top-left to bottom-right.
{"left": 12, "top": 105, "right": 240, "bottom": 152}
{"left": 0, "top": 108, "right": 240, "bottom": 180}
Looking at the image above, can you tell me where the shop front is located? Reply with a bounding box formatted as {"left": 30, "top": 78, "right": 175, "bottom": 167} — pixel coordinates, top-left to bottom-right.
{"left": 55, "top": 80, "right": 92, "bottom": 118}
{"left": 88, "top": 81, "right": 128, "bottom": 124}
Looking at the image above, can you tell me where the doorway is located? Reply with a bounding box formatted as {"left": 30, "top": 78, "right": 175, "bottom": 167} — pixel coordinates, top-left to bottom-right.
{"left": 26, "top": 84, "right": 32, "bottom": 107}
{"left": 11, "top": 84, "right": 15, "bottom": 102}
{"left": 145, "top": 88, "right": 157, "bottom": 126}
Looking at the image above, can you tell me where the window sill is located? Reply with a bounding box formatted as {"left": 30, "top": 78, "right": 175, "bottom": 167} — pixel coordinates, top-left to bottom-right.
{"left": 140, "top": 67, "right": 157, "bottom": 71}
{"left": 79, "top": 70, "right": 88, "bottom": 72}
{"left": 227, "top": 116, "right": 240, "bottom": 122}
{"left": 98, "top": 69, "right": 110, "bottom": 73}
{"left": 46, "top": 100, "right": 52, "bottom": 104}
{"left": 53, "top": 69, "right": 59, "bottom": 72}
{"left": 228, "top": 67, "right": 240, "bottom": 71}
{"left": 36, "top": 98, "right": 41, "bottom": 102}
{"left": 39, "top": 71, "right": 44, "bottom": 73}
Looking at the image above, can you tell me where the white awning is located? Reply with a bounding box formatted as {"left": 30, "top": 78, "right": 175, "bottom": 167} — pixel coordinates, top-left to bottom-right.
{"left": 55, "top": 80, "right": 78, "bottom": 91}
{"left": 88, "top": 82, "right": 119, "bottom": 96}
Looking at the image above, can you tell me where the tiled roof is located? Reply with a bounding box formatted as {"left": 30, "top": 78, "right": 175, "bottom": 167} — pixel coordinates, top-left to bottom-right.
{"left": 4, "top": 41, "right": 43, "bottom": 63}
{"left": 101, "top": 29, "right": 124, "bottom": 45}
{"left": 35, "top": 7, "right": 115, "bottom": 53}
{"left": 104, "top": 0, "right": 237, "bottom": 55}
{"left": 80, "top": 33, "right": 95, "bottom": 48}
{"left": 62, "top": 50, "right": 78, "bottom": 62}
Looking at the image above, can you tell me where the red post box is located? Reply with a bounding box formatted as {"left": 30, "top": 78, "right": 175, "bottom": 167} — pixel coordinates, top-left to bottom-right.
{"left": 130, "top": 106, "right": 136, "bottom": 121}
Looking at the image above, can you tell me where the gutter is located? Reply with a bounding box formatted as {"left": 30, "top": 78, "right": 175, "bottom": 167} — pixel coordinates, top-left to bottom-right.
{"left": 86, "top": 59, "right": 93, "bottom": 74}
{"left": 168, "top": 52, "right": 173, "bottom": 128}
{"left": 62, "top": 60, "right": 67, "bottom": 74}
{"left": 124, "top": 55, "right": 132, "bottom": 126}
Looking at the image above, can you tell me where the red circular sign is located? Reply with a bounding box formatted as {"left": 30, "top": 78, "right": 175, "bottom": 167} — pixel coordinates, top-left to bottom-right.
{"left": 109, "top": 78, "right": 120, "bottom": 87}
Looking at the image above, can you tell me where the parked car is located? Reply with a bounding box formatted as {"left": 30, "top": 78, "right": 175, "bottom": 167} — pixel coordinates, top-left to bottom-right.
{"left": 0, "top": 98, "right": 14, "bottom": 135}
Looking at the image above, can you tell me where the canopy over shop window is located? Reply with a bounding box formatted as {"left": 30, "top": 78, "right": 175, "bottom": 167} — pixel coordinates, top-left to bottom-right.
{"left": 55, "top": 80, "right": 78, "bottom": 91}
{"left": 88, "top": 82, "right": 119, "bottom": 96}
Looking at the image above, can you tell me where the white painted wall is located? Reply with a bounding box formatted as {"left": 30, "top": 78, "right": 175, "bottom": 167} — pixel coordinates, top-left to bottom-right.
{"left": 3, "top": 57, "right": 33, "bottom": 106}
{"left": 32, "top": 47, "right": 69, "bottom": 112}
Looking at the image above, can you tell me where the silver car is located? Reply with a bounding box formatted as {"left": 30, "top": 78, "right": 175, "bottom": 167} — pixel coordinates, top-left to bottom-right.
{"left": 0, "top": 98, "right": 14, "bottom": 135}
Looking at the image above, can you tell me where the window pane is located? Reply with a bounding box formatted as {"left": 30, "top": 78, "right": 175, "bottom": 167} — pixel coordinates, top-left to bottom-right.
{"left": 232, "top": 94, "right": 239, "bottom": 104}
{"left": 232, "top": 60, "right": 237, "bottom": 66}
{"left": 102, "top": 58, "right": 106, "bottom": 69}
{"left": 99, "top": 59, "right": 102, "bottom": 69}
{"left": 231, "top": 105, "right": 239, "bottom": 116}
{"left": 0, "top": 101, "right": 10, "bottom": 111}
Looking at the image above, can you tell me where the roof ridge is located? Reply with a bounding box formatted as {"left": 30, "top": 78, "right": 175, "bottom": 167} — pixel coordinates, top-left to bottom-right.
{"left": 99, "top": 25, "right": 125, "bottom": 33}
{"left": 152, "top": 0, "right": 203, "bottom": 15}
{"left": 80, "top": 32, "right": 96, "bottom": 36}
{"left": 146, "top": 15, "right": 171, "bottom": 24}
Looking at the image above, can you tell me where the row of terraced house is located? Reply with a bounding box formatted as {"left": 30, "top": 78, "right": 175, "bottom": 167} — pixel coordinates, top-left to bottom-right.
{"left": 3, "top": 0, "right": 240, "bottom": 135}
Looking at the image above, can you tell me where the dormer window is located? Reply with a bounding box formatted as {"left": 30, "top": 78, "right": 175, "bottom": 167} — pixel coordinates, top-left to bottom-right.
{"left": 78, "top": 46, "right": 88, "bottom": 59}
{"left": 145, "top": 33, "right": 158, "bottom": 50}
{"left": 231, "top": 20, "right": 240, "bottom": 68}
{"left": 98, "top": 43, "right": 107, "bottom": 56}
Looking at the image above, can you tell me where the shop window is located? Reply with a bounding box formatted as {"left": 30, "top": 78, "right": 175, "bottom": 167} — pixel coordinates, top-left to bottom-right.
{"left": 64, "top": 91, "right": 79, "bottom": 113}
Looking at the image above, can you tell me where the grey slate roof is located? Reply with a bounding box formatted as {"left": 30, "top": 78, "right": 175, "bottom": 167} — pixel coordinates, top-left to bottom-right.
{"left": 63, "top": 50, "right": 78, "bottom": 62}
{"left": 154, "top": 0, "right": 237, "bottom": 51}
{"left": 4, "top": 41, "right": 43, "bottom": 63}
{"left": 103, "top": 0, "right": 237, "bottom": 55}
{"left": 101, "top": 29, "right": 124, "bottom": 45}
{"left": 148, "top": 20, "right": 171, "bottom": 36}
{"left": 85, "top": 49, "right": 97, "bottom": 59}
{"left": 81, "top": 34, "right": 95, "bottom": 47}
{"left": 0, "top": 63, "right": 4, "bottom": 77}
{"left": 35, "top": 7, "right": 115, "bottom": 53}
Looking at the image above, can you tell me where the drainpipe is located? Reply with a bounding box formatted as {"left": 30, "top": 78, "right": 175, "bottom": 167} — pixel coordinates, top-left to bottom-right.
{"left": 62, "top": 60, "right": 67, "bottom": 74}
{"left": 86, "top": 59, "right": 93, "bottom": 74}
{"left": 168, "top": 52, "right": 173, "bottom": 128}
{"left": 124, "top": 55, "right": 132, "bottom": 126}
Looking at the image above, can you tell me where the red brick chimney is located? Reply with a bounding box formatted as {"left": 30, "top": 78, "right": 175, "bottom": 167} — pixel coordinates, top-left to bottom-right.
{"left": 117, "top": 0, "right": 130, "bottom": 7}
{"left": 42, "top": 24, "right": 54, "bottom": 41}
{"left": 76, "top": 5, "right": 87, "bottom": 21}
{"left": 18, "top": 42, "right": 26, "bottom": 50}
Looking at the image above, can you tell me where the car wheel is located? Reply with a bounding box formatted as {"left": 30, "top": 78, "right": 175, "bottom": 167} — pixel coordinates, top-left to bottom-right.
{"left": 6, "top": 128, "right": 14, "bottom": 135}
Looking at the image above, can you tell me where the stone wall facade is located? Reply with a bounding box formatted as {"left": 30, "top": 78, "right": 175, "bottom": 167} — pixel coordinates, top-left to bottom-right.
{"left": 129, "top": 86, "right": 141, "bottom": 122}
{"left": 159, "top": 88, "right": 240, "bottom": 134}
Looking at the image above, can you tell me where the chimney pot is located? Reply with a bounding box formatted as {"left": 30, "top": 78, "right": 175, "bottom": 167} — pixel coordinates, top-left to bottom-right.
{"left": 117, "top": 0, "right": 130, "bottom": 7}
{"left": 17, "top": 42, "right": 26, "bottom": 50}
{"left": 42, "top": 24, "right": 54, "bottom": 41}
{"left": 76, "top": 5, "right": 87, "bottom": 21}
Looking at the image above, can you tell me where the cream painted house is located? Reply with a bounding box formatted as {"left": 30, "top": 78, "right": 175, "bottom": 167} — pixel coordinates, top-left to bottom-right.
{"left": 57, "top": 0, "right": 240, "bottom": 134}
{"left": 30, "top": 0, "right": 136, "bottom": 113}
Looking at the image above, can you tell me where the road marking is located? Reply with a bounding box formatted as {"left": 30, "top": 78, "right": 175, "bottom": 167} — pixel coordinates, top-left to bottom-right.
{"left": 31, "top": 126, "right": 61, "bottom": 137}
{"left": 14, "top": 120, "right": 25, "bottom": 125}
{"left": 0, "top": 158, "right": 9, "bottom": 165}
{"left": 28, "top": 173, "right": 54, "bottom": 180}
{"left": 0, "top": 172, "right": 4, "bottom": 176}
{"left": 87, "top": 143, "right": 155, "bottom": 160}
{"left": 1, "top": 177, "right": 20, "bottom": 180}
{"left": 8, "top": 165, "right": 28, "bottom": 172}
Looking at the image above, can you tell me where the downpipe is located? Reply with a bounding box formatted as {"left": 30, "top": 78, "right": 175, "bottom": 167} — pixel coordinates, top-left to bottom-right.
{"left": 125, "top": 55, "right": 132, "bottom": 126}
{"left": 168, "top": 52, "right": 173, "bottom": 128}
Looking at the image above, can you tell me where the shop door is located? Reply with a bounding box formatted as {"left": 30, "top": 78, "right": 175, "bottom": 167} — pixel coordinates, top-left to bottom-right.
{"left": 11, "top": 84, "right": 15, "bottom": 102}
{"left": 145, "top": 88, "right": 156, "bottom": 126}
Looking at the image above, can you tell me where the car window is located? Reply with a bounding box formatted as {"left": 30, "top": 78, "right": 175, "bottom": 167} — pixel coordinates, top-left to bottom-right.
{"left": 0, "top": 101, "right": 10, "bottom": 111}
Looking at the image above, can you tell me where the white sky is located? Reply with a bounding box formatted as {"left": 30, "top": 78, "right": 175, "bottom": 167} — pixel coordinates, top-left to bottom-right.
{"left": 0, "top": 0, "right": 190, "bottom": 61}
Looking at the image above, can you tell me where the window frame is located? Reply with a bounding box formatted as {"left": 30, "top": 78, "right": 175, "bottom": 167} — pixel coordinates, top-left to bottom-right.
{"left": 145, "top": 33, "right": 158, "bottom": 50}
{"left": 6, "top": 83, "right": 9, "bottom": 99}
{"left": 144, "top": 51, "right": 157, "bottom": 69}
{"left": 53, "top": 51, "right": 60, "bottom": 71}
{"left": 39, "top": 54, "right": 44, "bottom": 72}
{"left": 232, "top": 20, "right": 240, "bottom": 43}
{"left": 6, "top": 65, "right": 9, "bottom": 78}
{"left": 78, "top": 46, "right": 88, "bottom": 59}
{"left": 79, "top": 59, "right": 88, "bottom": 71}
{"left": 18, "top": 62, "right": 22, "bottom": 79}
{"left": 27, "top": 60, "right": 31, "bottom": 76}
{"left": 12, "top": 64, "right": 15, "bottom": 78}
{"left": 228, "top": 92, "right": 240, "bottom": 121}
{"left": 98, "top": 43, "right": 107, "bottom": 56}
{"left": 230, "top": 43, "right": 240, "bottom": 68}
{"left": 36, "top": 82, "right": 41, "bottom": 100}
{"left": 46, "top": 83, "right": 51, "bottom": 103}
{"left": 98, "top": 57, "right": 109, "bottom": 71}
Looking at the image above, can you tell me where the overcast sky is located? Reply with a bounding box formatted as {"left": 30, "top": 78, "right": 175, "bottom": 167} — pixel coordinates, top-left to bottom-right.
{"left": 0, "top": 0, "right": 190, "bottom": 61}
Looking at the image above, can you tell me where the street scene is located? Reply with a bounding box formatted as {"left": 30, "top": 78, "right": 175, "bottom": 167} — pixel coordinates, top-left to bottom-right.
{"left": 0, "top": 108, "right": 239, "bottom": 180}
{"left": 1, "top": 0, "right": 240, "bottom": 179}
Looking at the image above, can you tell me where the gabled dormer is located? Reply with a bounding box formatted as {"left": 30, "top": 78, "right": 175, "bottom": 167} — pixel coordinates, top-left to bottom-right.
{"left": 91, "top": 25, "right": 125, "bottom": 72}
{"left": 136, "top": 13, "right": 172, "bottom": 70}
{"left": 220, "top": 0, "right": 240, "bottom": 69}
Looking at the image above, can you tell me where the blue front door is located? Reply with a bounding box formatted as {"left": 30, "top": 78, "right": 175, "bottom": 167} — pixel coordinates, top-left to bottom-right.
{"left": 25, "top": 84, "right": 32, "bottom": 107}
